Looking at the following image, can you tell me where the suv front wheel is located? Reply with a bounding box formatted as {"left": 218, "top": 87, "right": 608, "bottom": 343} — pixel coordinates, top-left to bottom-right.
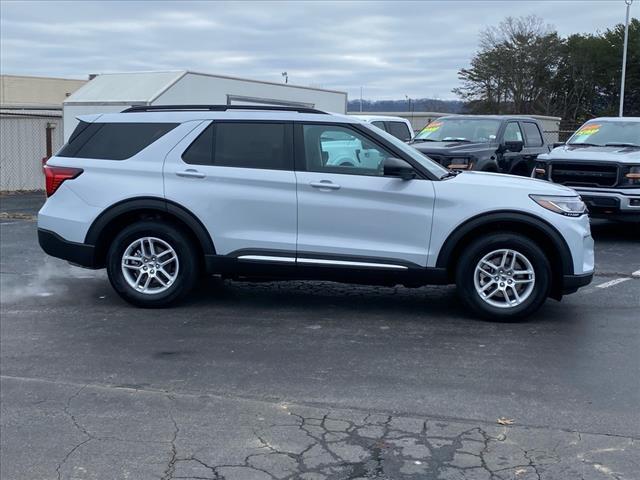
{"left": 455, "top": 233, "right": 551, "bottom": 320}
{"left": 106, "top": 221, "right": 199, "bottom": 307}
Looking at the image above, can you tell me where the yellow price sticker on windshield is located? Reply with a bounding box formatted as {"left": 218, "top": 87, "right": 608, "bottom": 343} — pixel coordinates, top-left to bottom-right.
{"left": 575, "top": 124, "right": 600, "bottom": 136}
{"left": 421, "top": 121, "right": 443, "bottom": 133}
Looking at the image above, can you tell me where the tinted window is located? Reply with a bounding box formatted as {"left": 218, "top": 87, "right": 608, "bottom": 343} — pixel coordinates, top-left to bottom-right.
{"left": 302, "top": 124, "right": 394, "bottom": 176}
{"left": 182, "top": 122, "right": 292, "bottom": 170}
{"left": 58, "top": 122, "right": 178, "bottom": 160}
{"left": 386, "top": 121, "right": 412, "bottom": 141}
{"left": 503, "top": 122, "right": 523, "bottom": 142}
{"left": 215, "top": 123, "right": 291, "bottom": 170}
{"left": 371, "top": 121, "right": 387, "bottom": 131}
{"left": 522, "top": 122, "right": 543, "bottom": 147}
{"left": 182, "top": 124, "right": 214, "bottom": 165}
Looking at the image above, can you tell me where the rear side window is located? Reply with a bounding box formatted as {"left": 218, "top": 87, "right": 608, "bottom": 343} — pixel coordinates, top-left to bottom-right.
{"left": 182, "top": 122, "right": 292, "bottom": 170}
{"left": 522, "top": 122, "right": 543, "bottom": 147}
{"left": 386, "top": 121, "right": 412, "bottom": 141}
{"left": 58, "top": 122, "right": 178, "bottom": 160}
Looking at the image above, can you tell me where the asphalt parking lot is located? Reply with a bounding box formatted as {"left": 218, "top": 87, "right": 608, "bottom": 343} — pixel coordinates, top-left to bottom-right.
{"left": 1, "top": 193, "right": 638, "bottom": 480}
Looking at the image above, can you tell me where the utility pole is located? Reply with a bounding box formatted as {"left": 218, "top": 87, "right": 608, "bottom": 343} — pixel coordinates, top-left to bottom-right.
{"left": 619, "top": 0, "right": 633, "bottom": 116}
{"left": 360, "top": 86, "right": 363, "bottom": 112}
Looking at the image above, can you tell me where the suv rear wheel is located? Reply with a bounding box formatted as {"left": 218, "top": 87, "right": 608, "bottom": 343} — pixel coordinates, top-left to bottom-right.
{"left": 455, "top": 233, "right": 551, "bottom": 320}
{"left": 106, "top": 221, "right": 199, "bottom": 307}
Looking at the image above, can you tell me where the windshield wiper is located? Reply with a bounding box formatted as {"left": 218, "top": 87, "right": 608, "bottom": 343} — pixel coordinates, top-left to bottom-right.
{"left": 604, "top": 142, "right": 640, "bottom": 148}
{"left": 442, "top": 138, "right": 472, "bottom": 143}
{"left": 567, "top": 142, "right": 601, "bottom": 147}
{"left": 413, "top": 138, "right": 439, "bottom": 142}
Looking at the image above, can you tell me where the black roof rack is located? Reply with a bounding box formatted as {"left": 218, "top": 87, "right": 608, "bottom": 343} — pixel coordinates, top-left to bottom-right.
{"left": 121, "top": 105, "right": 326, "bottom": 114}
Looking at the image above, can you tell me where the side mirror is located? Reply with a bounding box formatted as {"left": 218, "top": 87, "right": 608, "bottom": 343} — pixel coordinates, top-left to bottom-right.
{"left": 503, "top": 140, "right": 524, "bottom": 153}
{"left": 383, "top": 157, "right": 416, "bottom": 180}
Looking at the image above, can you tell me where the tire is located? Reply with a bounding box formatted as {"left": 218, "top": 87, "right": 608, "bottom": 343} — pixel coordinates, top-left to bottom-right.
{"left": 455, "top": 233, "right": 551, "bottom": 321}
{"left": 106, "top": 220, "right": 199, "bottom": 307}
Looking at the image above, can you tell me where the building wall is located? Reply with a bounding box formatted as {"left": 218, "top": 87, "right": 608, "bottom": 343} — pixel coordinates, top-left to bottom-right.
{"left": 0, "top": 112, "right": 63, "bottom": 191}
{"left": 0, "top": 75, "right": 86, "bottom": 107}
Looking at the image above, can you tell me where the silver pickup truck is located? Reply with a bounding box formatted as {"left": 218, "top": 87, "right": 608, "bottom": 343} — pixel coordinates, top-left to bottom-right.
{"left": 533, "top": 117, "right": 640, "bottom": 222}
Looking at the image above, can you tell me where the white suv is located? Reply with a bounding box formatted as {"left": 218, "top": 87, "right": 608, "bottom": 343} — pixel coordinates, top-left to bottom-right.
{"left": 38, "top": 105, "right": 594, "bottom": 319}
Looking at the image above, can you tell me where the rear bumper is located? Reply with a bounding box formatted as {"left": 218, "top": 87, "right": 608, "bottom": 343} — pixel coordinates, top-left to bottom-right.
{"left": 38, "top": 228, "right": 98, "bottom": 268}
{"left": 561, "top": 271, "right": 594, "bottom": 295}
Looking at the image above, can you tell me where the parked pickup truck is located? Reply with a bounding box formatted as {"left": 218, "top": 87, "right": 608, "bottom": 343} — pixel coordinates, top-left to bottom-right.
{"left": 409, "top": 115, "right": 550, "bottom": 176}
{"left": 533, "top": 117, "right": 640, "bottom": 221}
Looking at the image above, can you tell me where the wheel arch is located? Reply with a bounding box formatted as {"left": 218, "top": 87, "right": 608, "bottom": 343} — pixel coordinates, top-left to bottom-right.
{"left": 85, "top": 197, "right": 215, "bottom": 268}
{"left": 436, "top": 211, "right": 574, "bottom": 297}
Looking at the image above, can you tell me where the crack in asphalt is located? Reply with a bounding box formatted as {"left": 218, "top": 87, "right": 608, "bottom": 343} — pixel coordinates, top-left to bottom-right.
{"left": 55, "top": 384, "right": 92, "bottom": 480}
{"left": 156, "top": 408, "right": 629, "bottom": 480}
{"left": 10, "top": 375, "right": 634, "bottom": 479}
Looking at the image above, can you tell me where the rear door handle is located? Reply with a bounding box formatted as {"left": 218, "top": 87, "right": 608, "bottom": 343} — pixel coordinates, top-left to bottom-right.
{"left": 310, "top": 180, "right": 340, "bottom": 190}
{"left": 176, "top": 169, "right": 206, "bottom": 179}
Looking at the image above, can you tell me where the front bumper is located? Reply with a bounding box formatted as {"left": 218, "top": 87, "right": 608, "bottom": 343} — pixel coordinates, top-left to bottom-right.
{"left": 576, "top": 188, "right": 640, "bottom": 220}
{"left": 38, "top": 228, "right": 98, "bottom": 268}
{"left": 561, "top": 271, "right": 594, "bottom": 295}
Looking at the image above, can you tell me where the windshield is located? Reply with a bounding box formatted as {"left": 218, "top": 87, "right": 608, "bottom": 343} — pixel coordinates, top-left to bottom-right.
{"left": 567, "top": 121, "right": 640, "bottom": 146}
{"left": 414, "top": 118, "right": 501, "bottom": 142}
{"left": 361, "top": 123, "right": 449, "bottom": 178}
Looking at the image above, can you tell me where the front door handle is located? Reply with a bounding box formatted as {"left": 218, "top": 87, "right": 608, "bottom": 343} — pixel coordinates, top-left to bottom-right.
{"left": 310, "top": 180, "right": 341, "bottom": 190}
{"left": 176, "top": 169, "right": 206, "bottom": 179}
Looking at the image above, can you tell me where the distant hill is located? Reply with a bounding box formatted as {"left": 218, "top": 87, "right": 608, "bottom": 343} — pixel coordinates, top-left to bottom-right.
{"left": 347, "top": 98, "right": 466, "bottom": 113}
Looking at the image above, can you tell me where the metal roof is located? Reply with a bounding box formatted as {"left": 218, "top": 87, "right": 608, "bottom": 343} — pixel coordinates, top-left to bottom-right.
{"left": 64, "top": 70, "right": 347, "bottom": 105}
{"left": 64, "top": 71, "right": 186, "bottom": 104}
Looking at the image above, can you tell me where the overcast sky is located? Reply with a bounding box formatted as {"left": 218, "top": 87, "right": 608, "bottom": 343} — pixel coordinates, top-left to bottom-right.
{"left": 0, "top": 1, "right": 635, "bottom": 100}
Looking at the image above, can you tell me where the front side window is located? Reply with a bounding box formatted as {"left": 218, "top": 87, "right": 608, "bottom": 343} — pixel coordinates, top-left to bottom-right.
{"left": 414, "top": 118, "right": 501, "bottom": 143}
{"left": 503, "top": 122, "right": 523, "bottom": 142}
{"left": 386, "top": 121, "right": 412, "bottom": 141}
{"left": 302, "top": 124, "right": 393, "bottom": 176}
{"left": 182, "top": 122, "right": 292, "bottom": 170}
{"left": 58, "top": 122, "right": 178, "bottom": 160}
{"left": 522, "top": 122, "right": 543, "bottom": 147}
{"left": 567, "top": 121, "right": 640, "bottom": 147}
{"left": 371, "top": 121, "right": 387, "bottom": 132}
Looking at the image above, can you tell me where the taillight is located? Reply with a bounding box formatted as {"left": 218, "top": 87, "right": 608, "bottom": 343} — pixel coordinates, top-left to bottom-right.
{"left": 44, "top": 166, "right": 83, "bottom": 197}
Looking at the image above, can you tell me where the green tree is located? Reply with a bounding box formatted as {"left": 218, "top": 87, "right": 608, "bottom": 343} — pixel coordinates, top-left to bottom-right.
{"left": 454, "top": 16, "right": 562, "bottom": 115}
{"left": 455, "top": 16, "right": 640, "bottom": 121}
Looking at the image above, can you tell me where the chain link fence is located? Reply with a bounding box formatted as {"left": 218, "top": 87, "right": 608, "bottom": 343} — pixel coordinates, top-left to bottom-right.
{"left": 0, "top": 110, "right": 64, "bottom": 192}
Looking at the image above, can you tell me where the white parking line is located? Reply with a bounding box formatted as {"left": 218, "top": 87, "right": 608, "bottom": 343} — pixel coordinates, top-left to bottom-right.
{"left": 596, "top": 278, "right": 632, "bottom": 289}
{"left": 632, "top": 270, "right": 640, "bottom": 278}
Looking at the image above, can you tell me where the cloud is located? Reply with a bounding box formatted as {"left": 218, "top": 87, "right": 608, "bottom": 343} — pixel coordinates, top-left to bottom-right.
{"left": 0, "top": 0, "right": 632, "bottom": 100}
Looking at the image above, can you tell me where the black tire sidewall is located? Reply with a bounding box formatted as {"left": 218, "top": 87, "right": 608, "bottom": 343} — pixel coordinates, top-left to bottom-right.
{"left": 456, "top": 233, "right": 551, "bottom": 321}
{"left": 106, "top": 221, "right": 198, "bottom": 307}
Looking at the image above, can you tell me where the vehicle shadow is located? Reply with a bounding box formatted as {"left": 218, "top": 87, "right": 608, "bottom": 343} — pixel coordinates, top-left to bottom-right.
{"left": 590, "top": 219, "right": 640, "bottom": 243}
{"left": 185, "top": 275, "right": 561, "bottom": 325}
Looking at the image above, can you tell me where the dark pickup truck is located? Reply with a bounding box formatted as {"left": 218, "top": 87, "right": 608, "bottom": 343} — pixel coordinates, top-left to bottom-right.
{"left": 409, "top": 115, "right": 551, "bottom": 176}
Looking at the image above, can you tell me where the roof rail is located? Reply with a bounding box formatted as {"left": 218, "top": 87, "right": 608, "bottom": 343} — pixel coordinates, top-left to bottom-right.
{"left": 121, "top": 105, "right": 326, "bottom": 114}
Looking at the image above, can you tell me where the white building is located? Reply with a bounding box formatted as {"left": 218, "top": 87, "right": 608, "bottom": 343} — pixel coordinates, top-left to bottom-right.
{"left": 0, "top": 75, "right": 86, "bottom": 191}
{"left": 63, "top": 71, "right": 348, "bottom": 139}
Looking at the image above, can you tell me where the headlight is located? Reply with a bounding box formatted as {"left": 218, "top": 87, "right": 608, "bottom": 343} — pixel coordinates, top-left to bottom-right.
{"left": 621, "top": 165, "right": 640, "bottom": 186}
{"left": 530, "top": 195, "right": 587, "bottom": 217}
